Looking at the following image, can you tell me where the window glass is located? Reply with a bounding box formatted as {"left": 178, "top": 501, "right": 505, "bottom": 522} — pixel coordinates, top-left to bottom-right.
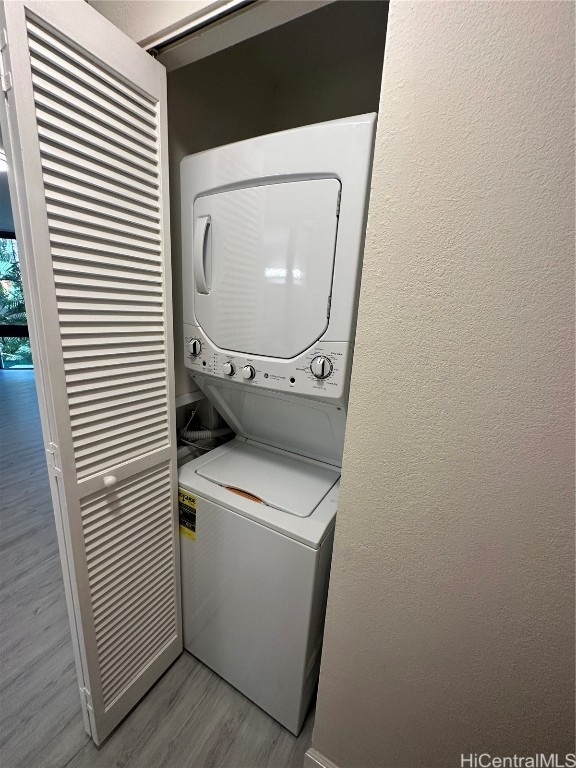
{"left": 0, "top": 237, "right": 33, "bottom": 369}
{"left": 0, "top": 237, "right": 25, "bottom": 325}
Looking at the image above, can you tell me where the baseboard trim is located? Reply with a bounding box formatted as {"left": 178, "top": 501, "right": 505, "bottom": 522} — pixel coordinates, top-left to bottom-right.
{"left": 304, "top": 747, "right": 342, "bottom": 768}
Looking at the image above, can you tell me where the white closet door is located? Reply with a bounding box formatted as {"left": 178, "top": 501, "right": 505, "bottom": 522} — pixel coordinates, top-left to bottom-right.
{"left": 0, "top": 0, "right": 180, "bottom": 745}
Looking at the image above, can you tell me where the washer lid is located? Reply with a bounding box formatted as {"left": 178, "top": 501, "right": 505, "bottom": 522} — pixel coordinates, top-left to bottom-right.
{"left": 193, "top": 178, "right": 340, "bottom": 359}
{"left": 195, "top": 441, "right": 339, "bottom": 518}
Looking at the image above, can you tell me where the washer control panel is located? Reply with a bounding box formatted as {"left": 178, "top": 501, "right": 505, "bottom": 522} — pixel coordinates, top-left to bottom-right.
{"left": 184, "top": 324, "right": 350, "bottom": 401}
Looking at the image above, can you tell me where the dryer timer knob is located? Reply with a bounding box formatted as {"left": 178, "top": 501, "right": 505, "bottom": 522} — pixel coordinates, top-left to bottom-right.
{"left": 242, "top": 365, "right": 256, "bottom": 380}
{"left": 310, "top": 355, "right": 333, "bottom": 379}
{"left": 189, "top": 338, "right": 202, "bottom": 357}
{"left": 222, "top": 362, "right": 235, "bottom": 376}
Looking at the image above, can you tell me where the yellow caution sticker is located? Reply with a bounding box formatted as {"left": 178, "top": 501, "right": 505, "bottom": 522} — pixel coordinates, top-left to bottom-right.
{"left": 178, "top": 487, "right": 197, "bottom": 540}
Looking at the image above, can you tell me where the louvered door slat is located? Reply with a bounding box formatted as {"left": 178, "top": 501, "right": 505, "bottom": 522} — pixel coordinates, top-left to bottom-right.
{"left": 27, "top": 22, "right": 170, "bottom": 470}
{"left": 94, "top": 586, "right": 175, "bottom": 659}
{"left": 92, "top": 557, "right": 173, "bottom": 616}
{"left": 74, "top": 428, "right": 168, "bottom": 475}
{"left": 68, "top": 376, "right": 166, "bottom": 405}
{"left": 66, "top": 361, "right": 166, "bottom": 383}
{"left": 61, "top": 337, "right": 165, "bottom": 353}
{"left": 34, "top": 90, "right": 158, "bottom": 162}
{"left": 29, "top": 5, "right": 174, "bottom": 529}
{"left": 84, "top": 504, "right": 172, "bottom": 554}
{"left": 60, "top": 298, "right": 163, "bottom": 319}
{"left": 2, "top": 0, "right": 180, "bottom": 745}
{"left": 38, "top": 124, "right": 158, "bottom": 186}
{"left": 85, "top": 507, "right": 171, "bottom": 563}
{"left": 33, "top": 83, "right": 158, "bottom": 159}
{"left": 46, "top": 203, "right": 161, "bottom": 241}
{"left": 74, "top": 422, "right": 169, "bottom": 457}
{"left": 50, "top": 221, "right": 161, "bottom": 253}
{"left": 84, "top": 478, "right": 170, "bottom": 533}
{"left": 54, "top": 261, "right": 162, "bottom": 283}
{"left": 69, "top": 396, "right": 168, "bottom": 423}
{"left": 44, "top": 183, "right": 160, "bottom": 228}
{"left": 69, "top": 397, "right": 168, "bottom": 428}
{"left": 40, "top": 141, "right": 159, "bottom": 200}
{"left": 85, "top": 501, "right": 172, "bottom": 563}
{"left": 63, "top": 343, "right": 166, "bottom": 362}
{"left": 61, "top": 330, "right": 166, "bottom": 344}
{"left": 55, "top": 278, "right": 162, "bottom": 298}
{"left": 46, "top": 190, "right": 161, "bottom": 232}
{"left": 98, "top": 602, "right": 176, "bottom": 685}
{"left": 37, "top": 116, "right": 158, "bottom": 178}
{"left": 42, "top": 158, "right": 160, "bottom": 210}
{"left": 37, "top": 109, "right": 159, "bottom": 176}
{"left": 26, "top": 19, "right": 157, "bottom": 112}
{"left": 64, "top": 353, "right": 165, "bottom": 372}
{"left": 68, "top": 373, "right": 167, "bottom": 398}
{"left": 68, "top": 365, "right": 166, "bottom": 392}
{"left": 82, "top": 464, "right": 176, "bottom": 710}
{"left": 73, "top": 410, "right": 169, "bottom": 443}
{"left": 85, "top": 514, "right": 172, "bottom": 585}
{"left": 54, "top": 260, "right": 162, "bottom": 279}
{"left": 88, "top": 536, "right": 173, "bottom": 599}
{"left": 100, "top": 611, "right": 176, "bottom": 705}
{"left": 96, "top": 588, "right": 174, "bottom": 658}
{"left": 28, "top": 33, "right": 157, "bottom": 131}
{"left": 58, "top": 292, "right": 163, "bottom": 309}
{"left": 30, "top": 69, "right": 156, "bottom": 143}
{"left": 61, "top": 312, "right": 164, "bottom": 326}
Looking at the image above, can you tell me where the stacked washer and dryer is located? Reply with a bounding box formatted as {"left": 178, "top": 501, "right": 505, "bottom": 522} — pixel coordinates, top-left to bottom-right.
{"left": 178, "top": 114, "right": 376, "bottom": 735}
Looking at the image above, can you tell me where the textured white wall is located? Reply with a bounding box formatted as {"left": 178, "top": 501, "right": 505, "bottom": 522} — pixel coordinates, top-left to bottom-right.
{"left": 86, "top": 0, "right": 219, "bottom": 45}
{"left": 309, "top": 2, "right": 575, "bottom": 767}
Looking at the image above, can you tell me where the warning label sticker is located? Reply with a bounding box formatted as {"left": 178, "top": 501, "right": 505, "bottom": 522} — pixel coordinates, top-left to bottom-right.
{"left": 178, "top": 487, "right": 197, "bottom": 540}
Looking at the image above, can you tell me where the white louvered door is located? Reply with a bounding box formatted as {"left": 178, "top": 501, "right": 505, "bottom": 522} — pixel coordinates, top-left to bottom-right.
{"left": 0, "top": 0, "right": 181, "bottom": 744}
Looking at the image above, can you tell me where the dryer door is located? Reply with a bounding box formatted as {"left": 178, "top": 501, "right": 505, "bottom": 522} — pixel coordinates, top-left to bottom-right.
{"left": 193, "top": 178, "right": 340, "bottom": 359}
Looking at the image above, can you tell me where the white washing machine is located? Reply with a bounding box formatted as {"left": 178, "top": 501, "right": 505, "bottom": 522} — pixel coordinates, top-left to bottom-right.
{"left": 179, "top": 113, "right": 376, "bottom": 734}
{"left": 179, "top": 440, "right": 338, "bottom": 735}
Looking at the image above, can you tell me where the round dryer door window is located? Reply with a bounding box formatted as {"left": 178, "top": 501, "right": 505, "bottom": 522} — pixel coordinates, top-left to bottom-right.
{"left": 192, "top": 178, "right": 341, "bottom": 359}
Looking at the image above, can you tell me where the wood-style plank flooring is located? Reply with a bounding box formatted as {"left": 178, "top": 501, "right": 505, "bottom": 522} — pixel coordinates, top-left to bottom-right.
{"left": 0, "top": 370, "right": 313, "bottom": 768}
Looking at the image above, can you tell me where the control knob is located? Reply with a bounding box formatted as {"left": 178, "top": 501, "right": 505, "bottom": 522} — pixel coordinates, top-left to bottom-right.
{"left": 222, "top": 362, "right": 235, "bottom": 376}
{"left": 189, "top": 338, "right": 202, "bottom": 357}
{"left": 310, "top": 355, "right": 333, "bottom": 379}
{"left": 242, "top": 365, "right": 256, "bottom": 380}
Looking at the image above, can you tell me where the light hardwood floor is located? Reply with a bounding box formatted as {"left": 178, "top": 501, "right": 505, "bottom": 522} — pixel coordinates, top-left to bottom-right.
{"left": 0, "top": 370, "right": 314, "bottom": 768}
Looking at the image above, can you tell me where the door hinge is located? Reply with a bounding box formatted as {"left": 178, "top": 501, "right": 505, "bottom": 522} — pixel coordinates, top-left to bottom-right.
{"left": 46, "top": 442, "right": 62, "bottom": 478}
{"left": 0, "top": 29, "right": 11, "bottom": 94}
{"left": 326, "top": 295, "right": 332, "bottom": 318}
{"left": 80, "top": 686, "right": 94, "bottom": 712}
{"left": 336, "top": 190, "right": 341, "bottom": 217}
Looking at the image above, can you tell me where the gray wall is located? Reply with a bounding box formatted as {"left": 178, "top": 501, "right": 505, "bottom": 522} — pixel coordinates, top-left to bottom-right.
{"left": 273, "top": 49, "right": 385, "bottom": 132}
{"left": 308, "top": 2, "right": 575, "bottom": 766}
